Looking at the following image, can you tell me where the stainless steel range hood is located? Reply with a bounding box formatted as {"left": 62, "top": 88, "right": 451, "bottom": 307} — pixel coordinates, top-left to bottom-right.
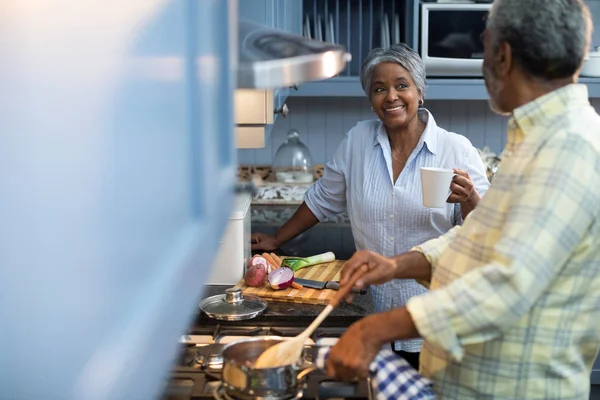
{"left": 237, "top": 19, "right": 351, "bottom": 89}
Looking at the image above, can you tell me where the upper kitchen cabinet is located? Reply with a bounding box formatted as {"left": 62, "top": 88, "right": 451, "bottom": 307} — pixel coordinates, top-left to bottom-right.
{"left": 291, "top": 0, "right": 600, "bottom": 99}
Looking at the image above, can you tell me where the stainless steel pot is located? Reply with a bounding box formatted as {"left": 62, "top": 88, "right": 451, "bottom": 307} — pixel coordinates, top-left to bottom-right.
{"left": 216, "top": 336, "right": 316, "bottom": 400}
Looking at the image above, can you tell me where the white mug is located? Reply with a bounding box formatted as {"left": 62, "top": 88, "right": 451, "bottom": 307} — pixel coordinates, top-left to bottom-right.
{"left": 420, "top": 167, "right": 456, "bottom": 208}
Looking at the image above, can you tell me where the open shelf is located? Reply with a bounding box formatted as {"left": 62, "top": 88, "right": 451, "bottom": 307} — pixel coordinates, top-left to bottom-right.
{"left": 290, "top": 76, "right": 600, "bottom": 100}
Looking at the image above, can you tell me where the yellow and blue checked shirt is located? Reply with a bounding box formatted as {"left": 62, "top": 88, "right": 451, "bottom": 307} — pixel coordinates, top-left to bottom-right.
{"left": 406, "top": 84, "right": 600, "bottom": 399}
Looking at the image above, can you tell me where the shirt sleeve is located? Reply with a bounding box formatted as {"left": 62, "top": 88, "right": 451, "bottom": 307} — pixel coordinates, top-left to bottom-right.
{"left": 304, "top": 133, "right": 349, "bottom": 222}
{"left": 411, "top": 226, "right": 462, "bottom": 289}
{"left": 406, "top": 136, "right": 600, "bottom": 361}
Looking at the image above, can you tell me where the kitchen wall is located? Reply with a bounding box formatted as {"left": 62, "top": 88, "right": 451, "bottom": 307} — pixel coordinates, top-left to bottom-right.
{"left": 238, "top": 97, "right": 600, "bottom": 165}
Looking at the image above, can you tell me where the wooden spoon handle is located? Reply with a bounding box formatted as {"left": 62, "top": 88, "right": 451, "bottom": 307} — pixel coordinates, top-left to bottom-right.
{"left": 329, "top": 264, "right": 368, "bottom": 307}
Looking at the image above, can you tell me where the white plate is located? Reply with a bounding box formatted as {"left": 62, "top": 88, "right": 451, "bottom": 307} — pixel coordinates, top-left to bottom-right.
{"left": 393, "top": 15, "right": 400, "bottom": 44}
{"left": 382, "top": 14, "right": 390, "bottom": 48}
{"left": 316, "top": 14, "right": 323, "bottom": 42}
{"left": 303, "top": 15, "right": 311, "bottom": 39}
{"left": 327, "top": 14, "right": 335, "bottom": 43}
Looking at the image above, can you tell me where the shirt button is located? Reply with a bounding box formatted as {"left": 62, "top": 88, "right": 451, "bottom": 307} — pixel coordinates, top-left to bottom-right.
{"left": 389, "top": 236, "right": 394, "bottom": 241}
{"left": 389, "top": 213, "right": 394, "bottom": 219}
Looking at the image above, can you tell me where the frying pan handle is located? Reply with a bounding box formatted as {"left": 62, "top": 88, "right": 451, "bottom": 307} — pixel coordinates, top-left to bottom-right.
{"left": 329, "top": 265, "right": 368, "bottom": 307}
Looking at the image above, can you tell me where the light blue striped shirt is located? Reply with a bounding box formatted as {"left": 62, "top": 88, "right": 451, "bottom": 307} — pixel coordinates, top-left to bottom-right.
{"left": 304, "top": 109, "right": 490, "bottom": 352}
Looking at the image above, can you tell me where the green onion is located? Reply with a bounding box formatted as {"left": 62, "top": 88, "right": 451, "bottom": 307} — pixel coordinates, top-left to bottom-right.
{"left": 281, "top": 251, "right": 335, "bottom": 272}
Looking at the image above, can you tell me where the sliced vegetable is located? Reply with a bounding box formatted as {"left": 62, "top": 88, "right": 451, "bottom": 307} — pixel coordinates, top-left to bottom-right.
{"left": 268, "top": 266, "right": 294, "bottom": 290}
{"left": 249, "top": 255, "right": 272, "bottom": 274}
{"left": 280, "top": 251, "right": 335, "bottom": 272}
{"left": 290, "top": 282, "right": 303, "bottom": 290}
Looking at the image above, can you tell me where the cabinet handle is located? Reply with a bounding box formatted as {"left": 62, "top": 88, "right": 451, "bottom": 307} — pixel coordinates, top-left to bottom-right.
{"left": 275, "top": 103, "right": 289, "bottom": 118}
{"left": 290, "top": 85, "right": 299, "bottom": 91}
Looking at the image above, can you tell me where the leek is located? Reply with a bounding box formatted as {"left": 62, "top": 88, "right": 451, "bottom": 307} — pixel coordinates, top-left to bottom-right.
{"left": 281, "top": 251, "right": 336, "bottom": 272}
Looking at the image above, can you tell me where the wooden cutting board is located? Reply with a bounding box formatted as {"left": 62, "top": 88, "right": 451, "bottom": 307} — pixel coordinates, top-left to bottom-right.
{"left": 233, "top": 260, "right": 346, "bottom": 305}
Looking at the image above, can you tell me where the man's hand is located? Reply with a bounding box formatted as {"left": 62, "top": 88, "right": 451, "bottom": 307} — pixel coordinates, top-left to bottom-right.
{"left": 325, "top": 309, "right": 421, "bottom": 381}
{"left": 341, "top": 250, "right": 398, "bottom": 287}
{"left": 325, "top": 317, "right": 381, "bottom": 381}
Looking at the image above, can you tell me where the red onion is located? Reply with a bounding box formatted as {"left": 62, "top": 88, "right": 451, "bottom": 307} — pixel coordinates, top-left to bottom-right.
{"left": 268, "top": 266, "right": 294, "bottom": 290}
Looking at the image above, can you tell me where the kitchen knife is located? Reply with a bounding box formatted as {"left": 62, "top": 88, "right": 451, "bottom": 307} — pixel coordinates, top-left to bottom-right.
{"left": 293, "top": 278, "right": 367, "bottom": 295}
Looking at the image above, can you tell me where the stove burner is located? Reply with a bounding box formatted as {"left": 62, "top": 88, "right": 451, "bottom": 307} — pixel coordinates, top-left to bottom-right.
{"left": 213, "top": 385, "right": 303, "bottom": 400}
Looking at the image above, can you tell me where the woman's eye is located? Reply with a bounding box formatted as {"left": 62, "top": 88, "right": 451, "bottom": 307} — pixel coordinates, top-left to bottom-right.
{"left": 374, "top": 87, "right": 384, "bottom": 93}
{"left": 396, "top": 83, "right": 407, "bottom": 89}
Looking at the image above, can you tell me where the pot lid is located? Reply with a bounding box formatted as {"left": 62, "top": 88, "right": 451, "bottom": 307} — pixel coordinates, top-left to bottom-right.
{"left": 199, "top": 288, "right": 267, "bottom": 321}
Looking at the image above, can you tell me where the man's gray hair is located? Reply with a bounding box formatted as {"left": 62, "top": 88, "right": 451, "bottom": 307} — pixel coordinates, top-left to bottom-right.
{"left": 487, "top": 0, "right": 592, "bottom": 81}
{"left": 360, "top": 43, "right": 427, "bottom": 99}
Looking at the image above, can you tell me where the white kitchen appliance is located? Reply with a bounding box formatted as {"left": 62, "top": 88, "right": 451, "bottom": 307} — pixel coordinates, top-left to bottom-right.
{"left": 206, "top": 193, "right": 252, "bottom": 284}
{"left": 421, "top": 2, "right": 491, "bottom": 76}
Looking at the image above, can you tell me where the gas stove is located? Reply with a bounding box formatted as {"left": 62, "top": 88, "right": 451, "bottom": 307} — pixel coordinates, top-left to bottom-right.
{"left": 161, "top": 324, "right": 372, "bottom": 400}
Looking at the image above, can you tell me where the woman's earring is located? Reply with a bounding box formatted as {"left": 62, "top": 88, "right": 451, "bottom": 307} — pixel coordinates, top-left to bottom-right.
{"left": 370, "top": 106, "right": 375, "bottom": 112}
{"left": 418, "top": 99, "right": 424, "bottom": 107}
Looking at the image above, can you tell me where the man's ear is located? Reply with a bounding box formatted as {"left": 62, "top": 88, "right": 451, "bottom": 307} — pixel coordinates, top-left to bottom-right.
{"left": 495, "top": 41, "right": 512, "bottom": 78}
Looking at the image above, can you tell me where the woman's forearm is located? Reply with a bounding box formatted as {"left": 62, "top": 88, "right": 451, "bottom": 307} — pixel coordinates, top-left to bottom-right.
{"left": 392, "top": 251, "right": 432, "bottom": 281}
{"left": 274, "top": 202, "right": 320, "bottom": 247}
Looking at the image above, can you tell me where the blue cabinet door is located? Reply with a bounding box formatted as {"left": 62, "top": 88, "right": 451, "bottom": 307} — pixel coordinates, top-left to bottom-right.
{"left": 0, "top": 1, "right": 236, "bottom": 399}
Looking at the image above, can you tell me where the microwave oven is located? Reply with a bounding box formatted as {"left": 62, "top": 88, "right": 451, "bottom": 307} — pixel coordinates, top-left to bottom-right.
{"left": 420, "top": 3, "right": 491, "bottom": 77}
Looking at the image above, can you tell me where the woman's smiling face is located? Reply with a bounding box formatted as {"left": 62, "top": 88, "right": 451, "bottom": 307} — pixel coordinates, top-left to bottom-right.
{"left": 369, "top": 62, "right": 421, "bottom": 131}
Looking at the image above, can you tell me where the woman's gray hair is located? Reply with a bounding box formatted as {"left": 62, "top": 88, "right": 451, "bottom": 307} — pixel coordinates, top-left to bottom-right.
{"left": 360, "top": 43, "right": 427, "bottom": 99}
{"left": 486, "top": 0, "right": 592, "bottom": 81}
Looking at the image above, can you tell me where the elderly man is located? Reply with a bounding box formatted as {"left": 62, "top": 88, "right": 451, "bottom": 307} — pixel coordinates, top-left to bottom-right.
{"left": 327, "top": 0, "right": 600, "bottom": 399}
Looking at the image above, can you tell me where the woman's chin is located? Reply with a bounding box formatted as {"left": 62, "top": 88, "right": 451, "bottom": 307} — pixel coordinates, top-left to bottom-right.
{"left": 382, "top": 115, "right": 410, "bottom": 131}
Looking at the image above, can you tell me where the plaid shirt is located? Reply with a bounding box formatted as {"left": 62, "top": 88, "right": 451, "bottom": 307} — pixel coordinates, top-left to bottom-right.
{"left": 316, "top": 346, "right": 435, "bottom": 399}
{"left": 406, "top": 84, "right": 600, "bottom": 399}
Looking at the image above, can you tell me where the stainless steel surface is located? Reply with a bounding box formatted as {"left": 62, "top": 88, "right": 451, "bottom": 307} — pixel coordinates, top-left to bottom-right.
{"left": 238, "top": 19, "right": 350, "bottom": 89}
{"left": 213, "top": 385, "right": 304, "bottom": 400}
{"left": 293, "top": 278, "right": 367, "bottom": 295}
{"left": 198, "top": 289, "right": 267, "bottom": 321}
{"left": 220, "top": 336, "right": 315, "bottom": 399}
{"left": 224, "top": 288, "right": 243, "bottom": 303}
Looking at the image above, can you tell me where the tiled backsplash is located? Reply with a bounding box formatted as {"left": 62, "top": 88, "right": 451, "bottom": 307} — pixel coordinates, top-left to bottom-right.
{"left": 238, "top": 96, "right": 600, "bottom": 166}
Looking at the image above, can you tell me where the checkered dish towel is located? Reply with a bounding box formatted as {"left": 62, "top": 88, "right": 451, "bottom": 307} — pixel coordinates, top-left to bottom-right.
{"left": 316, "top": 346, "right": 435, "bottom": 400}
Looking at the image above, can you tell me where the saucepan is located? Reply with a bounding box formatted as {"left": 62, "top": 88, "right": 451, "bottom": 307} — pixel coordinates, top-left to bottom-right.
{"left": 213, "top": 336, "right": 317, "bottom": 400}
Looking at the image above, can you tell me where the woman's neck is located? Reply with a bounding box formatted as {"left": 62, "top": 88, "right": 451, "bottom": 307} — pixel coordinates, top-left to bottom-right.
{"left": 386, "top": 113, "right": 424, "bottom": 152}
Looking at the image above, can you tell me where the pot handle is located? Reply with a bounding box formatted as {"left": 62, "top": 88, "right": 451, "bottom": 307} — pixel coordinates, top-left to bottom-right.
{"left": 296, "top": 365, "right": 318, "bottom": 381}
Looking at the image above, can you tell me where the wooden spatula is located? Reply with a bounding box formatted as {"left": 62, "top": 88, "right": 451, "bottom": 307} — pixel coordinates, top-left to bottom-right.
{"left": 254, "top": 265, "right": 368, "bottom": 369}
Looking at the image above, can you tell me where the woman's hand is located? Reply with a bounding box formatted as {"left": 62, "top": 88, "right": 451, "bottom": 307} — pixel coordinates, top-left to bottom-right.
{"left": 447, "top": 168, "right": 476, "bottom": 203}
{"left": 447, "top": 168, "right": 481, "bottom": 219}
{"left": 251, "top": 232, "right": 278, "bottom": 251}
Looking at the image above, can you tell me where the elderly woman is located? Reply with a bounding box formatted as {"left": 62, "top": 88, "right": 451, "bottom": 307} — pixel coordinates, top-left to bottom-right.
{"left": 252, "top": 43, "right": 489, "bottom": 368}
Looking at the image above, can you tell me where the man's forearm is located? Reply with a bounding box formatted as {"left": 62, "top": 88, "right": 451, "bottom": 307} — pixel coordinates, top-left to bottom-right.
{"left": 392, "top": 251, "right": 432, "bottom": 281}
{"left": 274, "top": 202, "right": 319, "bottom": 247}
{"left": 361, "top": 307, "right": 421, "bottom": 346}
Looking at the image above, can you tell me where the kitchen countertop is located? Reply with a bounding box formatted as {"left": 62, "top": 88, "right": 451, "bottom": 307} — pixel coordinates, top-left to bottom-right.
{"left": 189, "top": 204, "right": 369, "bottom": 332}
{"left": 190, "top": 284, "right": 373, "bottom": 331}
